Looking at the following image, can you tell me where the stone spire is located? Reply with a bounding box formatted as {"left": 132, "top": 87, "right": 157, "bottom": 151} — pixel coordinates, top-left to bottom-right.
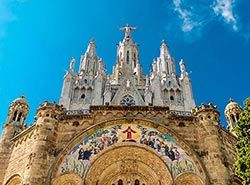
{"left": 79, "top": 39, "right": 99, "bottom": 75}
{"left": 110, "top": 24, "right": 143, "bottom": 85}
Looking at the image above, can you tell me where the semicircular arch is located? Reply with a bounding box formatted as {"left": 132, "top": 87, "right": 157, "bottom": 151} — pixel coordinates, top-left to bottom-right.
{"left": 48, "top": 118, "right": 208, "bottom": 184}
{"left": 85, "top": 143, "right": 173, "bottom": 185}
{"left": 4, "top": 174, "right": 22, "bottom": 185}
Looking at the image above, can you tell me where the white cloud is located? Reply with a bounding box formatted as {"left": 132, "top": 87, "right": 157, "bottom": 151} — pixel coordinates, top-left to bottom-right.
{"left": 169, "top": 0, "right": 241, "bottom": 41}
{"left": 172, "top": 0, "right": 200, "bottom": 32}
{"left": 213, "top": 0, "right": 238, "bottom": 31}
{"left": 0, "top": 0, "right": 17, "bottom": 39}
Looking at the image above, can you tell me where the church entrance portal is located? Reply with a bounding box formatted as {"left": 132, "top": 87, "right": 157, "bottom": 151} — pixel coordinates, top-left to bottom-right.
{"left": 84, "top": 144, "right": 173, "bottom": 185}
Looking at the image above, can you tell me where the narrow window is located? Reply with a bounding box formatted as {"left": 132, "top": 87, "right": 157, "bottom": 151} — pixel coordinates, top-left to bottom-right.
{"left": 170, "top": 95, "right": 174, "bottom": 101}
{"left": 134, "top": 53, "right": 136, "bottom": 66}
{"left": 81, "top": 94, "right": 85, "bottom": 99}
{"left": 12, "top": 110, "right": 18, "bottom": 121}
{"left": 126, "top": 50, "right": 130, "bottom": 64}
{"left": 230, "top": 114, "right": 236, "bottom": 123}
{"left": 135, "top": 179, "right": 140, "bottom": 185}
{"left": 118, "top": 179, "right": 123, "bottom": 185}
{"left": 17, "top": 112, "right": 22, "bottom": 122}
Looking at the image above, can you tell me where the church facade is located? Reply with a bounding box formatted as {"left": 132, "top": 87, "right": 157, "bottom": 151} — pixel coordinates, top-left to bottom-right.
{"left": 0, "top": 25, "right": 242, "bottom": 185}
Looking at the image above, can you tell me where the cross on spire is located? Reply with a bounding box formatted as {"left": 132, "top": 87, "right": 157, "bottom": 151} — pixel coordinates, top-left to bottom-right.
{"left": 119, "top": 24, "right": 136, "bottom": 39}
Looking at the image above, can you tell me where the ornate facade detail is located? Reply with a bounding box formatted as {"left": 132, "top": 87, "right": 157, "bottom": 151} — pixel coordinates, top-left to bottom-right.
{"left": 59, "top": 25, "right": 195, "bottom": 112}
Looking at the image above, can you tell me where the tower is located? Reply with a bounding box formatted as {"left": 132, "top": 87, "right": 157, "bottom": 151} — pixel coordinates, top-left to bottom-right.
{"left": 110, "top": 24, "right": 143, "bottom": 85}
{"left": 224, "top": 98, "right": 242, "bottom": 135}
{"left": 6, "top": 95, "right": 29, "bottom": 132}
{"left": 0, "top": 96, "right": 29, "bottom": 184}
{"left": 193, "top": 103, "right": 230, "bottom": 184}
{"left": 59, "top": 40, "right": 106, "bottom": 110}
{"left": 150, "top": 41, "right": 195, "bottom": 111}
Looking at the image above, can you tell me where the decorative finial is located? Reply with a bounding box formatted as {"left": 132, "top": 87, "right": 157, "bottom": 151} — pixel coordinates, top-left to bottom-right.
{"left": 229, "top": 97, "right": 234, "bottom": 103}
{"left": 119, "top": 24, "right": 136, "bottom": 39}
{"left": 161, "top": 40, "right": 166, "bottom": 44}
{"left": 70, "top": 57, "right": 75, "bottom": 72}
{"left": 90, "top": 38, "right": 95, "bottom": 43}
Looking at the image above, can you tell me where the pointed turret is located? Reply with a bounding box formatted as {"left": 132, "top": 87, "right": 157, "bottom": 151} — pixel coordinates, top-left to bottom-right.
{"left": 179, "top": 59, "right": 195, "bottom": 111}
{"left": 79, "top": 39, "right": 99, "bottom": 75}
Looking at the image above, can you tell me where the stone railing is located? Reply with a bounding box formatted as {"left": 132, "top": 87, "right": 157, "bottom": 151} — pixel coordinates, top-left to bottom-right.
{"left": 65, "top": 108, "right": 192, "bottom": 117}
{"left": 169, "top": 110, "right": 192, "bottom": 117}
{"left": 65, "top": 109, "right": 90, "bottom": 116}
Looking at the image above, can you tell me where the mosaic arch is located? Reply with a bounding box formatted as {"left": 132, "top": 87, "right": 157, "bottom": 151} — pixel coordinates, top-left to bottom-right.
{"left": 57, "top": 123, "right": 202, "bottom": 180}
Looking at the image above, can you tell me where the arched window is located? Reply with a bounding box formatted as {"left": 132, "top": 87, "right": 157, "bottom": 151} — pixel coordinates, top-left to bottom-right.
{"left": 81, "top": 93, "right": 85, "bottom": 99}
{"left": 12, "top": 110, "right": 18, "bottom": 121}
{"left": 230, "top": 114, "right": 236, "bottom": 123}
{"left": 118, "top": 179, "right": 123, "bottom": 185}
{"left": 17, "top": 112, "right": 22, "bottom": 122}
{"left": 120, "top": 95, "right": 135, "bottom": 106}
{"left": 135, "top": 179, "right": 140, "bottom": 185}
{"left": 134, "top": 53, "right": 136, "bottom": 66}
{"left": 73, "top": 87, "right": 80, "bottom": 100}
{"left": 170, "top": 89, "right": 175, "bottom": 102}
{"left": 126, "top": 50, "right": 130, "bottom": 64}
{"left": 178, "top": 122, "right": 185, "bottom": 127}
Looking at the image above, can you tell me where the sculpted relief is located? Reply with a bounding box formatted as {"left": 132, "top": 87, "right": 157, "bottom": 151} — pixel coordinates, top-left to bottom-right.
{"left": 57, "top": 124, "right": 199, "bottom": 181}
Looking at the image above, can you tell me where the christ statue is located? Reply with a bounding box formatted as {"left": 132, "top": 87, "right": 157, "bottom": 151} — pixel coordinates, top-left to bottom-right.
{"left": 119, "top": 24, "right": 136, "bottom": 39}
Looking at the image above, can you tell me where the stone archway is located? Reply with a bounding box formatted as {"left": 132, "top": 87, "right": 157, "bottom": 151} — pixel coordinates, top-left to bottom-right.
{"left": 85, "top": 143, "right": 173, "bottom": 185}
{"left": 52, "top": 173, "right": 83, "bottom": 185}
{"left": 5, "top": 174, "right": 22, "bottom": 185}
{"left": 50, "top": 119, "right": 208, "bottom": 185}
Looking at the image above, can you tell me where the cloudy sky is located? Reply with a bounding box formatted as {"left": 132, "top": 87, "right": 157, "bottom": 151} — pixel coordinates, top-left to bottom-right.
{"left": 0, "top": 0, "right": 249, "bottom": 133}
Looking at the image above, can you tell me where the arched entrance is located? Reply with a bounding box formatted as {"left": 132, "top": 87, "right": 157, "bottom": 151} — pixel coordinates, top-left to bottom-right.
{"left": 85, "top": 143, "right": 173, "bottom": 185}
{"left": 4, "top": 174, "right": 22, "bottom": 185}
{"left": 50, "top": 119, "right": 207, "bottom": 185}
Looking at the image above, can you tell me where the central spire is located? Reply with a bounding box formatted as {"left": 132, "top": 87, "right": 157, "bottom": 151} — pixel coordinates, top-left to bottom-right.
{"left": 119, "top": 24, "right": 136, "bottom": 40}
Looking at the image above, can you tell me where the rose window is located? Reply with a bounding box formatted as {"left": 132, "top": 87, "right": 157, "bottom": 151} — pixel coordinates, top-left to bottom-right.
{"left": 120, "top": 95, "right": 136, "bottom": 106}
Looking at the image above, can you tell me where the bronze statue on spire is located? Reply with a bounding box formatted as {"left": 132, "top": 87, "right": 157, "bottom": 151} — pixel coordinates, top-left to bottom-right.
{"left": 119, "top": 24, "right": 136, "bottom": 39}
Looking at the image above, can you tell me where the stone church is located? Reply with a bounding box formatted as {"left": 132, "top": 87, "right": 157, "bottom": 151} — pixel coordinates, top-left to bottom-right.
{"left": 0, "top": 25, "right": 243, "bottom": 185}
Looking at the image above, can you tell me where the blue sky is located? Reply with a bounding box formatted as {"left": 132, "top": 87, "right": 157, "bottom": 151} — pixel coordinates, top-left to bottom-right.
{"left": 0, "top": 0, "right": 249, "bottom": 134}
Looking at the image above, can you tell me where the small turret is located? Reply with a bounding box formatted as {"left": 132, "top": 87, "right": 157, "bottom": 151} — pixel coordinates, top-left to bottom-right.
{"left": 193, "top": 103, "right": 220, "bottom": 125}
{"left": 79, "top": 39, "right": 100, "bottom": 75}
{"left": 35, "top": 101, "right": 64, "bottom": 125}
{"left": 6, "top": 95, "right": 29, "bottom": 127}
{"left": 224, "top": 98, "right": 242, "bottom": 135}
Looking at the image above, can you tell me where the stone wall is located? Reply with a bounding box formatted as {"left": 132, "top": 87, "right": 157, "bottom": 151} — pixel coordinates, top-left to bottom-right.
{"left": 0, "top": 105, "right": 238, "bottom": 185}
